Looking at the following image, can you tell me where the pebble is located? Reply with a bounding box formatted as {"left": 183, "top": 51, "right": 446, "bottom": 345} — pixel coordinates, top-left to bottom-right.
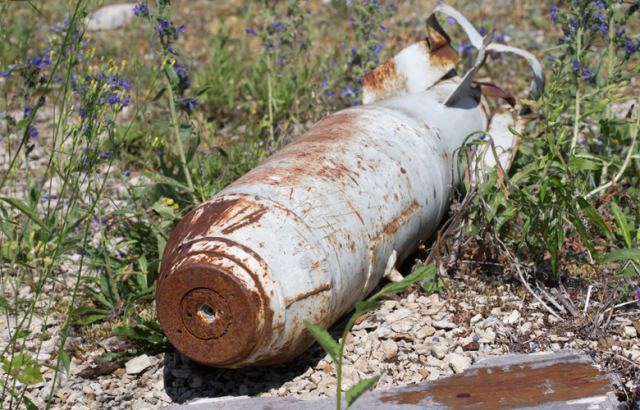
{"left": 382, "top": 340, "right": 399, "bottom": 360}
{"left": 448, "top": 353, "right": 472, "bottom": 374}
{"left": 125, "top": 355, "right": 153, "bottom": 375}
{"left": 431, "top": 320, "right": 457, "bottom": 330}
{"left": 623, "top": 326, "right": 637, "bottom": 338}
{"left": 503, "top": 310, "right": 521, "bottom": 325}
{"left": 86, "top": 4, "right": 136, "bottom": 31}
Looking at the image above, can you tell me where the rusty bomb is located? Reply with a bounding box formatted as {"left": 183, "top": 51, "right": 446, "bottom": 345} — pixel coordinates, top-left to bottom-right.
{"left": 156, "top": 5, "right": 544, "bottom": 367}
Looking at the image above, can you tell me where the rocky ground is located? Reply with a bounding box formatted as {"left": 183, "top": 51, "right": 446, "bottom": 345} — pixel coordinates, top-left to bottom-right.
{"left": 3, "top": 265, "right": 637, "bottom": 409}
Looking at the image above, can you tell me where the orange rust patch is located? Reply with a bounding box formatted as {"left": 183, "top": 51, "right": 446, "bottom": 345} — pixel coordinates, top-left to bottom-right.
{"left": 430, "top": 44, "right": 459, "bottom": 68}
{"left": 363, "top": 59, "right": 397, "bottom": 91}
{"left": 372, "top": 200, "right": 419, "bottom": 243}
{"left": 284, "top": 282, "right": 332, "bottom": 308}
{"left": 379, "top": 361, "right": 611, "bottom": 408}
{"left": 233, "top": 111, "right": 363, "bottom": 188}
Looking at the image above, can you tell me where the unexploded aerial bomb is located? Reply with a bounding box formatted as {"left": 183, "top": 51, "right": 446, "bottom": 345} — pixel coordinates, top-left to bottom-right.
{"left": 156, "top": 5, "right": 544, "bottom": 368}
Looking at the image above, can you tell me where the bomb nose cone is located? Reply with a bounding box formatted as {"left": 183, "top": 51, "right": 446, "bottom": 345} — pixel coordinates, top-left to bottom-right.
{"left": 156, "top": 259, "right": 261, "bottom": 367}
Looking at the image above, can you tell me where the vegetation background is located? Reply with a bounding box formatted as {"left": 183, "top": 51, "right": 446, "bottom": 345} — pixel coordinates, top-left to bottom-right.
{"left": 0, "top": 0, "right": 638, "bottom": 408}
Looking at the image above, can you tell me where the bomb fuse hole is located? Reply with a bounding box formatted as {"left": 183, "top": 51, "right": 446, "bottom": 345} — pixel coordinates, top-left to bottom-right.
{"left": 197, "top": 304, "right": 217, "bottom": 324}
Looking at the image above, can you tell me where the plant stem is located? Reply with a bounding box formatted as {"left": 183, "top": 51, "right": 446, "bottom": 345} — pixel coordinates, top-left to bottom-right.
{"left": 267, "top": 69, "right": 275, "bottom": 146}
{"left": 336, "top": 315, "right": 357, "bottom": 410}
{"left": 570, "top": 29, "right": 583, "bottom": 156}
{"left": 164, "top": 74, "right": 195, "bottom": 198}
{"left": 587, "top": 114, "right": 639, "bottom": 198}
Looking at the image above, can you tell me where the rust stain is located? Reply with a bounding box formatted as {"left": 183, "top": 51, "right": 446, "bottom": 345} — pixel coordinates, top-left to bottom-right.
{"left": 372, "top": 200, "right": 419, "bottom": 243}
{"left": 220, "top": 207, "right": 268, "bottom": 234}
{"left": 363, "top": 59, "right": 397, "bottom": 91}
{"left": 284, "top": 282, "right": 332, "bottom": 307}
{"left": 430, "top": 43, "right": 459, "bottom": 68}
{"left": 232, "top": 111, "right": 363, "bottom": 188}
{"left": 379, "top": 361, "right": 611, "bottom": 408}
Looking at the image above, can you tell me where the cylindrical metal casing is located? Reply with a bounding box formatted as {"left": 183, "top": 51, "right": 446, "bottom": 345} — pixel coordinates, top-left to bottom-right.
{"left": 156, "top": 80, "right": 487, "bottom": 367}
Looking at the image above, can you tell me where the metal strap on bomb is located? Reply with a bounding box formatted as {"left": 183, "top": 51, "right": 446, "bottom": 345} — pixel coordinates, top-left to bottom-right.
{"left": 427, "top": 5, "right": 545, "bottom": 109}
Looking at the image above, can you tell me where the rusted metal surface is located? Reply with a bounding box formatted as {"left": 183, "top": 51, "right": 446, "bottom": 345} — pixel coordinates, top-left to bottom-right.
{"left": 156, "top": 5, "right": 545, "bottom": 368}
{"left": 162, "top": 351, "right": 619, "bottom": 409}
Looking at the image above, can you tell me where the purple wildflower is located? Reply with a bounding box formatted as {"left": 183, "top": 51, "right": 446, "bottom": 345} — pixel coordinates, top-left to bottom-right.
{"left": 595, "top": 22, "right": 609, "bottom": 34}
{"left": 23, "top": 106, "right": 32, "bottom": 117}
{"left": 446, "top": 16, "right": 456, "bottom": 25}
{"left": 341, "top": 86, "right": 356, "bottom": 98}
{"left": 121, "top": 95, "right": 132, "bottom": 107}
{"left": 624, "top": 39, "right": 637, "bottom": 54}
{"left": 133, "top": 3, "right": 149, "bottom": 17}
{"left": 569, "top": 18, "right": 579, "bottom": 29}
{"left": 27, "top": 125, "right": 38, "bottom": 138}
{"left": 593, "top": 1, "right": 605, "bottom": 9}
{"left": 245, "top": 28, "right": 257, "bottom": 37}
{"left": 571, "top": 58, "right": 581, "bottom": 72}
{"left": 550, "top": 5, "right": 559, "bottom": 22}
{"left": 173, "top": 62, "right": 191, "bottom": 89}
{"left": 108, "top": 93, "right": 121, "bottom": 106}
{"left": 157, "top": 19, "right": 170, "bottom": 35}
{"left": 180, "top": 98, "right": 198, "bottom": 111}
{"left": 635, "top": 287, "right": 640, "bottom": 301}
{"left": 581, "top": 66, "right": 596, "bottom": 82}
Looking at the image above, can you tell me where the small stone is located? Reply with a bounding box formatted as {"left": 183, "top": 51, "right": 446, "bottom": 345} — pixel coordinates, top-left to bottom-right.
{"left": 462, "top": 341, "right": 479, "bottom": 351}
{"left": 125, "top": 354, "right": 152, "bottom": 375}
{"left": 416, "top": 325, "right": 436, "bottom": 339}
{"left": 86, "top": 4, "right": 136, "bottom": 31}
{"left": 519, "top": 322, "right": 532, "bottom": 335}
{"left": 503, "top": 310, "right": 521, "bottom": 325}
{"left": 431, "top": 344, "right": 447, "bottom": 359}
{"left": 431, "top": 320, "right": 457, "bottom": 330}
{"left": 623, "top": 326, "right": 637, "bottom": 338}
{"left": 382, "top": 339, "right": 399, "bottom": 360}
{"left": 448, "top": 353, "right": 471, "bottom": 374}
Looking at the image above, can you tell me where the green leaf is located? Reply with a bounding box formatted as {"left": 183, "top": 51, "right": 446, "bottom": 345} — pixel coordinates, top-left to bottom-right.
{"left": 0, "top": 295, "right": 12, "bottom": 313}
{"left": 146, "top": 172, "right": 192, "bottom": 192}
{"left": 355, "top": 300, "right": 382, "bottom": 316}
{"left": 345, "top": 375, "right": 380, "bottom": 406}
{"left": 303, "top": 321, "right": 339, "bottom": 361}
{"left": 60, "top": 350, "right": 71, "bottom": 374}
{"left": 369, "top": 264, "right": 437, "bottom": 300}
{"left": 568, "top": 157, "right": 602, "bottom": 171}
{"left": 577, "top": 197, "right": 612, "bottom": 239}
{"left": 604, "top": 248, "right": 640, "bottom": 263}
{"left": 0, "top": 196, "right": 50, "bottom": 233}
{"left": 19, "top": 362, "right": 44, "bottom": 385}
{"left": 611, "top": 203, "right": 632, "bottom": 248}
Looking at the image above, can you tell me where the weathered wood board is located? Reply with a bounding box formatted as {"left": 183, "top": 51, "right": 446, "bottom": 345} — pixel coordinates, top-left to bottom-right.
{"left": 164, "top": 350, "right": 619, "bottom": 409}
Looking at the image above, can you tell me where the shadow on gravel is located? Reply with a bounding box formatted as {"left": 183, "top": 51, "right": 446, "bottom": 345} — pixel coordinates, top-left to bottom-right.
{"left": 162, "top": 335, "right": 331, "bottom": 403}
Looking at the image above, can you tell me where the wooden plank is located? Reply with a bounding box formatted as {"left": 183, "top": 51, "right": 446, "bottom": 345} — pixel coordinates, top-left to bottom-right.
{"left": 164, "top": 351, "right": 619, "bottom": 409}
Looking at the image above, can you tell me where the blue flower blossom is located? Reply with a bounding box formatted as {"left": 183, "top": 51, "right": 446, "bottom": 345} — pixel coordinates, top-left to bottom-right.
{"left": 593, "top": 1, "right": 605, "bottom": 9}
{"left": 245, "top": 28, "right": 257, "bottom": 37}
{"left": 180, "top": 98, "right": 198, "bottom": 111}
{"left": 133, "top": 3, "right": 150, "bottom": 17}
{"left": 27, "top": 125, "right": 38, "bottom": 138}
{"left": 23, "top": 106, "right": 32, "bottom": 117}
{"left": 550, "top": 5, "right": 559, "bottom": 22}
{"left": 157, "top": 19, "right": 170, "bottom": 35}
{"left": 173, "top": 62, "right": 191, "bottom": 89}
